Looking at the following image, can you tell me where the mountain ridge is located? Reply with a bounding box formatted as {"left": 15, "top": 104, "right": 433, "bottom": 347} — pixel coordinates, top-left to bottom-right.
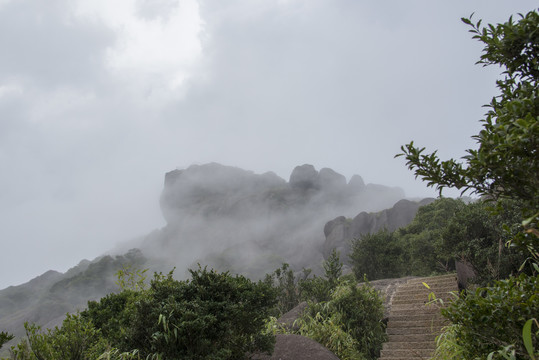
{"left": 0, "top": 163, "right": 428, "bottom": 350}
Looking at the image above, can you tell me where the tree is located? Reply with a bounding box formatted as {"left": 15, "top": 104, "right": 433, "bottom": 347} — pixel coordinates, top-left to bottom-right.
{"left": 397, "top": 10, "right": 539, "bottom": 359}
{"left": 86, "top": 267, "right": 276, "bottom": 359}
{"left": 350, "top": 229, "right": 403, "bottom": 280}
{"left": 263, "top": 263, "right": 300, "bottom": 316}
{"left": 11, "top": 266, "right": 276, "bottom": 360}
{"left": 397, "top": 10, "right": 538, "bottom": 214}
{"left": 323, "top": 249, "right": 343, "bottom": 287}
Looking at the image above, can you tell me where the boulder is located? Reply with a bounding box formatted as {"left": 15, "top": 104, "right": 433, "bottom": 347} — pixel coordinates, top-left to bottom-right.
{"left": 318, "top": 168, "right": 347, "bottom": 191}
{"left": 289, "top": 164, "right": 319, "bottom": 190}
{"left": 277, "top": 302, "right": 308, "bottom": 331}
{"left": 347, "top": 174, "right": 365, "bottom": 193}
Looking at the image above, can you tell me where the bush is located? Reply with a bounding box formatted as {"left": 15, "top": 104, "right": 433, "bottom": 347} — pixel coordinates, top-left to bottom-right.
{"left": 263, "top": 263, "right": 300, "bottom": 315}
{"left": 115, "top": 267, "right": 276, "bottom": 359}
{"left": 441, "top": 273, "right": 539, "bottom": 359}
{"left": 350, "top": 229, "right": 404, "bottom": 280}
{"left": 9, "top": 266, "right": 277, "bottom": 360}
{"left": 295, "top": 281, "right": 386, "bottom": 360}
{"left": 9, "top": 314, "right": 107, "bottom": 360}
{"left": 0, "top": 332, "right": 14, "bottom": 351}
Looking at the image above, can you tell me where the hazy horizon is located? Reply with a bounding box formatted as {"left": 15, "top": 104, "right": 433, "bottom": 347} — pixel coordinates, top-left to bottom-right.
{"left": 1, "top": 1, "right": 537, "bottom": 290}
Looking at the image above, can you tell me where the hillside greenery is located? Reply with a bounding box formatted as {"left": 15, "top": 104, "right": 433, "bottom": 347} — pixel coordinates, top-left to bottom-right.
{"left": 350, "top": 197, "right": 528, "bottom": 284}
{"left": 2, "top": 250, "right": 388, "bottom": 360}
{"left": 4, "top": 267, "right": 277, "bottom": 360}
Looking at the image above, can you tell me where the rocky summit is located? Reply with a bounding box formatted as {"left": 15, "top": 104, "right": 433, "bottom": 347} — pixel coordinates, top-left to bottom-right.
{"left": 145, "top": 163, "right": 409, "bottom": 277}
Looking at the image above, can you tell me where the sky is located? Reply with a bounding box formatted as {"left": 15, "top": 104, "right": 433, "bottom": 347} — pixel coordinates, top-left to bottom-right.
{"left": 0, "top": 0, "right": 536, "bottom": 290}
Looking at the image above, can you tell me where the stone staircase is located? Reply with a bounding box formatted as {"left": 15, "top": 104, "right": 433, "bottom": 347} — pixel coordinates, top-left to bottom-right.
{"left": 378, "top": 274, "right": 458, "bottom": 360}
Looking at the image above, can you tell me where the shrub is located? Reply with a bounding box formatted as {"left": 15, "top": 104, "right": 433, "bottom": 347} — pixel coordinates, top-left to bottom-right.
{"left": 120, "top": 267, "right": 277, "bottom": 359}
{"left": 441, "top": 273, "right": 539, "bottom": 359}
{"left": 11, "top": 266, "right": 276, "bottom": 360}
{"left": 297, "top": 281, "right": 386, "bottom": 360}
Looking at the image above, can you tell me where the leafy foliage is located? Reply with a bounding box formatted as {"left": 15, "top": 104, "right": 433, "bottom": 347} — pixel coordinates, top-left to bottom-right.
{"left": 266, "top": 253, "right": 386, "bottom": 360}
{"left": 0, "top": 333, "right": 14, "bottom": 351}
{"left": 350, "top": 229, "right": 404, "bottom": 280}
{"left": 397, "top": 12, "right": 538, "bottom": 212}
{"left": 7, "top": 267, "right": 277, "bottom": 360}
{"left": 296, "top": 281, "right": 386, "bottom": 360}
{"left": 298, "top": 249, "right": 344, "bottom": 303}
{"left": 441, "top": 274, "right": 539, "bottom": 359}
{"left": 322, "top": 249, "right": 343, "bottom": 288}
{"left": 263, "top": 263, "right": 300, "bottom": 315}
{"left": 9, "top": 314, "right": 107, "bottom": 360}
{"left": 126, "top": 267, "right": 276, "bottom": 359}
{"left": 265, "top": 249, "right": 346, "bottom": 312}
{"left": 350, "top": 197, "right": 529, "bottom": 283}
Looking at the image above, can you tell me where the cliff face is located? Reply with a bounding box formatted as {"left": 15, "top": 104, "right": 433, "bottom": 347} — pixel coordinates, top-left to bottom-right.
{"left": 147, "top": 163, "right": 407, "bottom": 277}
{"left": 322, "top": 198, "right": 435, "bottom": 260}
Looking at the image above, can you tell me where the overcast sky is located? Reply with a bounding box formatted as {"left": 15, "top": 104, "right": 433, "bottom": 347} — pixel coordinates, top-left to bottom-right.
{"left": 0, "top": 0, "right": 536, "bottom": 289}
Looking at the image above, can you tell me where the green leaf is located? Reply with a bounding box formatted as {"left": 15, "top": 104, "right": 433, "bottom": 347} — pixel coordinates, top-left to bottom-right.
{"left": 522, "top": 319, "right": 537, "bottom": 360}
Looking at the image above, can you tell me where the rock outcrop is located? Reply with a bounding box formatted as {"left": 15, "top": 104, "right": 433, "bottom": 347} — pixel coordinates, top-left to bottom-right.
{"left": 150, "top": 163, "right": 409, "bottom": 278}
{"left": 323, "top": 198, "right": 435, "bottom": 259}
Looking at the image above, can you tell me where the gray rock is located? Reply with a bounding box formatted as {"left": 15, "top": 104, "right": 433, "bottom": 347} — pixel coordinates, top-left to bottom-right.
{"left": 289, "top": 164, "right": 319, "bottom": 190}
{"left": 322, "top": 199, "right": 435, "bottom": 260}
{"left": 348, "top": 174, "right": 365, "bottom": 193}
{"left": 318, "top": 168, "right": 347, "bottom": 191}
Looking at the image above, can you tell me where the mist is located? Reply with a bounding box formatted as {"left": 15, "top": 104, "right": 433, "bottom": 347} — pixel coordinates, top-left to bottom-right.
{"left": 1, "top": 0, "right": 537, "bottom": 290}
{"left": 126, "top": 163, "right": 406, "bottom": 279}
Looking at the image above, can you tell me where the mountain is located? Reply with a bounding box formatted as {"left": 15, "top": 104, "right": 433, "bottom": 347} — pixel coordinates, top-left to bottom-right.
{"left": 0, "top": 163, "right": 426, "bottom": 348}
{"left": 138, "top": 163, "right": 407, "bottom": 277}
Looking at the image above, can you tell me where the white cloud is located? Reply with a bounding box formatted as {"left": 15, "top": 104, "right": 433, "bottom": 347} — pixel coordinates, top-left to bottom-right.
{"left": 74, "top": 0, "right": 203, "bottom": 98}
{"left": 0, "top": 82, "right": 23, "bottom": 99}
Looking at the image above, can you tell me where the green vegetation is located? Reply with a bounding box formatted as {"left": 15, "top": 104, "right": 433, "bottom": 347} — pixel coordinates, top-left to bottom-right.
{"left": 442, "top": 273, "right": 538, "bottom": 359}
{"left": 0, "top": 333, "right": 14, "bottom": 351}
{"left": 297, "top": 281, "right": 386, "bottom": 360}
{"left": 350, "top": 198, "right": 528, "bottom": 284}
{"left": 396, "top": 9, "right": 539, "bottom": 359}
{"left": 267, "top": 251, "right": 386, "bottom": 360}
{"left": 4, "top": 267, "right": 276, "bottom": 360}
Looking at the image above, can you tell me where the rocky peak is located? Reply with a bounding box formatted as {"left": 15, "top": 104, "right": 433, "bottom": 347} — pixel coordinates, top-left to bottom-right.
{"left": 289, "top": 164, "right": 319, "bottom": 190}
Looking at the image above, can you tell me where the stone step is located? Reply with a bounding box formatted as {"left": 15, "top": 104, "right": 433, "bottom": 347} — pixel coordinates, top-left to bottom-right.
{"left": 404, "top": 281, "right": 457, "bottom": 289}
{"left": 387, "top": 318, "right": 448, "bottom": 329}
{"left": 395, "top": 288, "right": 456, "bottom": 295}
{"left": 379, "top": 275, "right": 457, "bottom": 360}
{"left": 380, "top": 348, "right": 435, "bottom": 358}
{"left": 394, "top": 286, "right": 458, "bottom": 295}
{"left": 391, "top": 294, "right": 454, "bottom": 305}
{"left": 387, "top": 326, "right": 443, "bottom": 335}
{"left": 389, "top": 307, "right": 442, "bottom": 317}
{"left": 388, "top": 333, "right": 438, "bottom": 342}
{"left": 383, "top": 341, "right": 436, "bottom": 350}
{"left": 406, "top": 274, "right": 457, "bottom": 282}
{"left": 390, "top": 303, "right": 445, "bottom": 312}
{"left": 388, "top": 313, "right": 445, "bottom": 321}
